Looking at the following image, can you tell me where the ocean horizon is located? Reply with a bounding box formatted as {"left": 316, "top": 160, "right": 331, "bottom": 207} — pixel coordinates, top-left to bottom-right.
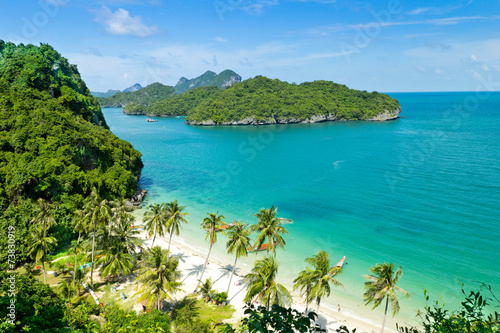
{"left": 102, "top": 91, "right": 500, "bottom": 327}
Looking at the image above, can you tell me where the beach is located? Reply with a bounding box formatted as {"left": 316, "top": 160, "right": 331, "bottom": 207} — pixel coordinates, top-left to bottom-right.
{"left": 133, "top": 217, "right": 397, "bottom": 333}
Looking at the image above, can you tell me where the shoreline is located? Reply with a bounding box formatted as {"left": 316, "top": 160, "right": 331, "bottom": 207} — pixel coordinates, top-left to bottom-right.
{"left": 132, "top": 211, "right": 407, "bottom": 333}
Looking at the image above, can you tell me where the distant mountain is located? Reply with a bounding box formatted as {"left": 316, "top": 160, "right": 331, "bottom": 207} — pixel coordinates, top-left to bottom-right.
{"left": 96, "top": 82, "right": 176, "bottom": 107}
{"left": 91, "top": 89, "right": 120, "bottom": 98}
{"left": 174, "top": 69, "right": 241, "bottom": 94}
{"left": 123, "top": 83, "right": 142, "bottom": 93}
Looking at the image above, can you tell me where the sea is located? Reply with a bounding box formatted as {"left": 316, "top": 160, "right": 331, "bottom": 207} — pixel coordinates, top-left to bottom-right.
{"left": 102, "top": 91, "right": 500, "bottom": 327}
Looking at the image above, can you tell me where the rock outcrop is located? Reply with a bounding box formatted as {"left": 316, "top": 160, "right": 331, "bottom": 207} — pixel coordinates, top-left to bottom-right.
{"left": 126, "top": 188, "right": 148, "bottom": 208}
{"left": 187, "top": 108, "right": 401, "bottom": 126}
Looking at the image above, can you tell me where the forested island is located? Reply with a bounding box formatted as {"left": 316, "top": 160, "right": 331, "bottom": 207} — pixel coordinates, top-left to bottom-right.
{"left": 120, "top": 76, "right": 401, "bottom": 125}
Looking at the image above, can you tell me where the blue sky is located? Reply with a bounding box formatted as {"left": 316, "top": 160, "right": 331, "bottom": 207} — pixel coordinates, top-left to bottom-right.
{"left": 1, "top": 0, "right": 499, "bottom": 92}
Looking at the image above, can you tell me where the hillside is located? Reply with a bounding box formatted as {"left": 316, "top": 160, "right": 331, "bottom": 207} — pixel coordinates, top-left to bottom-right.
{"left": 91, "top": 89, "right": 120, "bottom": 98}
{"left": 174, "top": 69, "right": 241, "bottom": 94}
{"left": 185, "top": 76, "right": 401, "bottom": 125}
{"left": 96, "top": 82, "right": 175, "bottom": 107}
{"left": 0, "top": 41, "right": 143, "bottom": 263}
{"left": 123, "top": 86, "right": 222, "bottom": 116}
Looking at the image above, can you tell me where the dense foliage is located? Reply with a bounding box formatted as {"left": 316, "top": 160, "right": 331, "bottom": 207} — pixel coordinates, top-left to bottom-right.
{"left": 0, "top": 41, "right": 143, "bottom": 265}
{"left": 144, "top": 86, "right": 222, "bottom": 116}
{"left": 97, "top": 82, "right": 176, "bottom": 107}
{"left": 174, "top": 70, "right": 241, "bottom": 94}
{"left": 185, "top": 76, "right": 401, "bottom": 124}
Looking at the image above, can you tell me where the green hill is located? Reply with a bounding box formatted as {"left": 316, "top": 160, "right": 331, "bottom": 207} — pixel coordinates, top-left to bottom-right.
{"left": 0, "top": 41, "right": 143, "bottom": 263}
{"left": 174, "top": 69, "right": 241, "bottom": 94}
{"left": 97, "top": 82, "right": 176, "bottom": 107}
{"left": 185, "top": 76, "right": 401, "bottom": 125}
{"left": 123, "top": 85, "right": 222, "bottom": 116}
{"left": 91, "top": 89, "right": 120, "bottom": 98}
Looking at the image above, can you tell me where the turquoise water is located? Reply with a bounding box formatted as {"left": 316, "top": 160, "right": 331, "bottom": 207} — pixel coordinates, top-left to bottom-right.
{"left": 102, "top": 91, "right": 500, "bottom": 324}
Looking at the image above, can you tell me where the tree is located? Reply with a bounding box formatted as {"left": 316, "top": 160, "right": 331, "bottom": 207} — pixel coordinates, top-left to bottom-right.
{"left": 143, "top": 203, "right": 167, "bottom": 246}
{"left": 244, "top": 256, "right": 291, "bottom": 309}
{"left": 363, "top": 263, "right": 410, "bottom": 333}
{"left": 226, "top": 221, "right": 251, "bottom": 295}
{"left": 72, "top": 208, "right": 88, "bottom": 281}
{"left": 293, "top": 268, "right": 316, "bottom": 314}
{"left": 135, "top": 246, "right": 182, "bottom": 310}
{"left": 164, "top": 199, "right": 189, "bottom": 253}
{"left": 305, "top": 250, "right": 344, "bottom": 313}
{"left": 31, "top": 198, "right": 56, "bottom": 231}
{"left": 252, "top": 206, "right": 289, "bottom": 256}
{"left": 58, "top": 279, "right": 77, "bottom": 301}
{"left": 198, "top": 211, "right": 225, "bottom": 287}
{"left": 85, "top": 191, "right": 113, "bottom": 289}
{"left": 27, "top": 225, "right": 57, "bottom": 284}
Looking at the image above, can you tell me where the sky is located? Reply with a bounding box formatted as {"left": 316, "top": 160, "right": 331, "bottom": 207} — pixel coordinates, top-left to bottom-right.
{"left": 1, "top": 0, "right": 500, "bottom": 92}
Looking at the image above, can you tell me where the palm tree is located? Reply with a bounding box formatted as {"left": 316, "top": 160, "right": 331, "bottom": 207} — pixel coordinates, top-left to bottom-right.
{"left": 198, "top": 212, "right": 225, "bottom": 287}
{"left": 27, "top": 226, "right": 57, "bottom": 284}
{"left": 198, "top": 277, "right": 215, "bottom": 299}
{"left": 84, "top": 191, "right": 112, "bottom": 289}
{"left": 252, "top": 206, "right": 289, "bottom": 256}
{"left": 135, "top": 246, "right": 182, "bottom": 310}
{"left": 244, "top": 255, "right": 291, "bottom": 309}
{"left": 96, "top": 241, "right": 134, "bottom": 279}
{"left": 293, "top": 268, "right": 316, "bottom": 313}
{"left": 164, "top": 200, "right": 189, "bottom": 253}
{"left": 112, "top": 210, "right": 143, "bottom": 255}
{"left": 31, "top": 198, "right": 56, "bottom": 231}
{"left": 363, "top": 263, "right": 410, "bottom": 333}
{"left": 226, "top": 221, "right": 251, "bottom": 295}
{"left": 58, "top": 280, "right": 77, "bottom": 302}
{"left": 143, "top": 203, "right": 166, "bottom": 246}
{"left": 305, "top": 250, "right": 344, "bottom": 313}
{"left": 72, "top": 209, "right": 88, "bottom": 281}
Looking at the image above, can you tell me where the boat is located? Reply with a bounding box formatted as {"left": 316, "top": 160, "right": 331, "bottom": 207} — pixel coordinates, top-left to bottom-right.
{"left": 248, "top": 243, "right": 269, "bottom": 253}
{"left": 204, "top": 222, "right": 236, "bottom": 232}
{"left": 333, "top": 256, "right": 346, "bottom": 269}
{"left": 146, "top": 118, "right": 158, "bottom": 122}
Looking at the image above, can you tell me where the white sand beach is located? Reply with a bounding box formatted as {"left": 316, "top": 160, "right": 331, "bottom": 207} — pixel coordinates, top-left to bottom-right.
{"left": 135, "top": 225, "right": 396, "bottom": 333}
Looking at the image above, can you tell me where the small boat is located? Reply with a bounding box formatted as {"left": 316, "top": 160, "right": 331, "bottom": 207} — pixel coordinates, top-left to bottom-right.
{"left": 146, "top": 118, "right": 158, "bottom": 122}
{"left": 248, "top": 243, "right": 269, "bottom": 253}
{"left": 333, "top": 256, "right": 346, "bottom": 269}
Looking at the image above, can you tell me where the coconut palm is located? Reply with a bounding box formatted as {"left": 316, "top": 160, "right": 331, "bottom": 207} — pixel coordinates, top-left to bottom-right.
{"left": 198, "top": 212, "right": 225, "bottom": 287}
{"left": 363, "top": 263, "right": 410, "bottom": 333}
{"left": 72, "top": 208, "right": 88, "bottom": 281}
{"left": 305, "top": 250, "right": 344, "bottom": 313}
{"left": 164, "top": 200, "right": 189, "bottom": 253}
{"left": 198, "top": 277, "right": 215, "bottom": 299}
{"left": 252, "top": 206, "right": 289, "bottom": 256}
{"left": 31, "top": 198, "right": 56, "bottom": 230}
{"left": 226, "top": 221, "right": 251, "bottom": 295}
{"left": 112, "top": 210, "right": 143, "bottom": 255}
{"left": 27, "top": 226, "right": 57, "bottom": 284}
{"left": 84, "top": 191, "right": 112, "bottom": 289}
{"left": 96, "top": 240, "right": 134, "bottom": 279}
{"left": 244, "top": 255, "right": 291, "bottom": 309}
{"left": 135, "top": 246, "right": 182, "bottom": 310}
{"left": 293, "top": 268, "right": 316, "bottom": 313}
{"left": 143, "top": 203, "right": 166, "bottom": 246}
{"left": 58, "top": 279, "right": 77, "bottom": 301}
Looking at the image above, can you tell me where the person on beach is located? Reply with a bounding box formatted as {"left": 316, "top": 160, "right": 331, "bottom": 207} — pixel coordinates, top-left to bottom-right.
{"left": 338, "top": 304, "right": 341, "bottom": 312}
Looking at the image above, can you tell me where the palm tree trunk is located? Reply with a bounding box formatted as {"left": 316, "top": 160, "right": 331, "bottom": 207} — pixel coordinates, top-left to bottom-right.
{"left": 227, "top": 256, "right": 238, "bottom": 295}
{"left": 152, "top": 230, "right": 156, "bottom": 247}
{"left": 42, "top": 260, "right": 46, "bottom": 284}
{"left": 317, "top": 299, "right": 321, "bottom": 314}
{"left": 168, "top": 232, "right": 173, "bottom": 254}
{"left": 90, "top": 224, "right": 96, "bottom": 289}
{"left": 198, "top": 243, "right": 212, "bottom": 289}
{"left": 74, "top": 232, "right": 81, "bottom": 282}
{"left": 380, "top": 297, "right": 388, "bottom": 333}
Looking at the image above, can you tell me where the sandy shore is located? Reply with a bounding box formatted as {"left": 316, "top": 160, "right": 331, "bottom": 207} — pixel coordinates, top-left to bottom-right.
{"left": 135, "top": 224, "right": 395, "bottom": 333}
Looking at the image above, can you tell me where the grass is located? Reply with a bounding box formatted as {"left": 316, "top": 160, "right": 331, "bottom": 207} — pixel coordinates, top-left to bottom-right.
{"left": 197, "top": 299, "right": 235, "bottom": 323}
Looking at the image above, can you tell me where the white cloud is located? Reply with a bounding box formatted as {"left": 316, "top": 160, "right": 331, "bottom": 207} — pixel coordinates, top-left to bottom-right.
{"left": 94, "top": 6, "right": 158, "bottom": 37}
{"left": 214, "top": 37, "right": 228, "bottom": 43}
{"left": 408, "top": 7, "right": 430, "bottom": 15}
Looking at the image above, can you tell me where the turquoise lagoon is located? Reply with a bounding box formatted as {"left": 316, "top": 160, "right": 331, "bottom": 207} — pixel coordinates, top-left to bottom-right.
{"left": 102, "top": 92, "right": 500, "bottom": 325}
